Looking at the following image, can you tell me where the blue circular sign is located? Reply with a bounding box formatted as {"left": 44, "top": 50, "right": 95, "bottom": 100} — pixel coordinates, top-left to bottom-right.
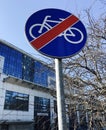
{"left": 25, "top": 8, "right": 87, "bottom": 58}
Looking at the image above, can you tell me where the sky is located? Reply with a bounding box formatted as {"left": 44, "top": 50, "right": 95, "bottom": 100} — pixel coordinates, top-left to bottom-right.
{"left": 0, "top": 0, "right": 106, "bottom": 58}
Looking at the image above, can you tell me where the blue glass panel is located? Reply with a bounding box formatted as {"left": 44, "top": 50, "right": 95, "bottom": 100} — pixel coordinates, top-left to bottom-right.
{"left": 34, "top": 61, "right": 55, "bottom": 87}
{"left": 22, "top": 54, "right": 34, "bottom": 82}
{"left": 0, "top": 42, "right": 22, "bottom": 78}
{"left": 34, "top": 61, "right": 47, "bottom": 87}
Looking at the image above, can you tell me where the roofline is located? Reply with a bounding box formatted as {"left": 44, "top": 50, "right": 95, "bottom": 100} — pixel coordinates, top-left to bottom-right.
{"left": 0, "top": 39, "right": 52, "bottom": 67}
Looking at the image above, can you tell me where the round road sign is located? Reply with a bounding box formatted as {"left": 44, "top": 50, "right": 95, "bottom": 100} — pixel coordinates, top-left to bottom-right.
{"left": 25, "top": 8, "right": 87, "bottom": 58}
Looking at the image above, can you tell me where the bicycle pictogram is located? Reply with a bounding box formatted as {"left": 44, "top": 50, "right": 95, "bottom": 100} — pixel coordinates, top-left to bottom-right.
{"left": 29, "top": 15, "right": 84, "bottom": 44}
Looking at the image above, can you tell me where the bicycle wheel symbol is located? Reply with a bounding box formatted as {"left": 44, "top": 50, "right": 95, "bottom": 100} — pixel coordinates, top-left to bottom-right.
{"left": 64, "top": 27, "right": 84, "bottom": 44}
{"left": 29, "top": 24, "right": 49, "bottom": 39}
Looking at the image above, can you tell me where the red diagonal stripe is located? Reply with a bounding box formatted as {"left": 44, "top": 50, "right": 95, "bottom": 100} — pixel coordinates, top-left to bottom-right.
{"left": 31, "top": 15, "right": 79, "bottom": 50}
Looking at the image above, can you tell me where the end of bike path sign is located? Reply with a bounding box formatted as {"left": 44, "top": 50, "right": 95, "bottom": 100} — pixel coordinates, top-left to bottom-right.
{"left": 25, "top": 8, "right": 87, "bottom": 59}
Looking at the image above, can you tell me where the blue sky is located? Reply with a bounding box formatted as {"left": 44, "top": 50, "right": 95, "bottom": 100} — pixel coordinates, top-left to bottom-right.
{"left": 0, "top": 0, "right": 105, "bottom": 58}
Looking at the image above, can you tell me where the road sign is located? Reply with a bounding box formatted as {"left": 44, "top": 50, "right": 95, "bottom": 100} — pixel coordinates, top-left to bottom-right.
{"left": 25, "top": 8, "right": 87, "bottom": 58}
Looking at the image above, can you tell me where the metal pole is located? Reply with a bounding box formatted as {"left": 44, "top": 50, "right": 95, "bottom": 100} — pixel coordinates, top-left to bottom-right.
{"left": 55, "top": 58, "right": 67, "bottom": 130}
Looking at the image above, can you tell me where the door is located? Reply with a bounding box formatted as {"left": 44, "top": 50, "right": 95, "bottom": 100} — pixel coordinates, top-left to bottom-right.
{"left": 34, "top": 116, "right": 50, "bottom": 130}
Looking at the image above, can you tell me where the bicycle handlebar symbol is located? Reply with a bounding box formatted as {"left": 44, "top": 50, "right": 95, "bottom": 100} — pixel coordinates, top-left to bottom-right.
{"left": 29, "top": 15, "right": 84, "bottom": 44}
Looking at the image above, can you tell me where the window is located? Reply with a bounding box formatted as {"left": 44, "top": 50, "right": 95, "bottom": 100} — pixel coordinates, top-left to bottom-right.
{"left": 4, "top": 90, "right": 29, "bottom": 111}
{"left": 34, "top": 96, "right": 50, "bottom": 115}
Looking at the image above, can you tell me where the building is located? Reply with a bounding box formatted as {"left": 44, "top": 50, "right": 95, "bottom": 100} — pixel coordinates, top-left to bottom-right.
{"left": 0, "top": 39, "right": 56, "bottom": 130}
{"left": 1, "top": 39, "right": 105, "bottom": 130}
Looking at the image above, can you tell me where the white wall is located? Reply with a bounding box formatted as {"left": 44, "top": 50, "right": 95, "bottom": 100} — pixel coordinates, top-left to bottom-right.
{"left": 0, "top": 74, "right": 52, "bottom": 122}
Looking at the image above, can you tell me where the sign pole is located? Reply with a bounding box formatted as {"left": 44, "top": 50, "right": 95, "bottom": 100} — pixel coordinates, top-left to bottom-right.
{"left": 55, "top": 58, "right": 67, "bottom": 130}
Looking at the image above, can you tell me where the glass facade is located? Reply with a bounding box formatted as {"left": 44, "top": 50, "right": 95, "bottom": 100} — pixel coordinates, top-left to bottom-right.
{"left": 34, "top": 61, "right": 55, "bottom": 87}
{"left": 0, "top": 43, "right": 22, "bottom": 78}
{"left": 4, "top": 90, "right": 29, "bottom": 111}
{"left": 22, "top": 55, "right": 34, "bottom": 82}
{"left": 0, "top": 42, "right": 55, "bottom": 88}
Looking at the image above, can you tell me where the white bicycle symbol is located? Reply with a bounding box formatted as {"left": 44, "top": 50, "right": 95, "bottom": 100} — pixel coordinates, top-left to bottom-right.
{"left": 29, "top": 15, "right": 84, "bottom": 44}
